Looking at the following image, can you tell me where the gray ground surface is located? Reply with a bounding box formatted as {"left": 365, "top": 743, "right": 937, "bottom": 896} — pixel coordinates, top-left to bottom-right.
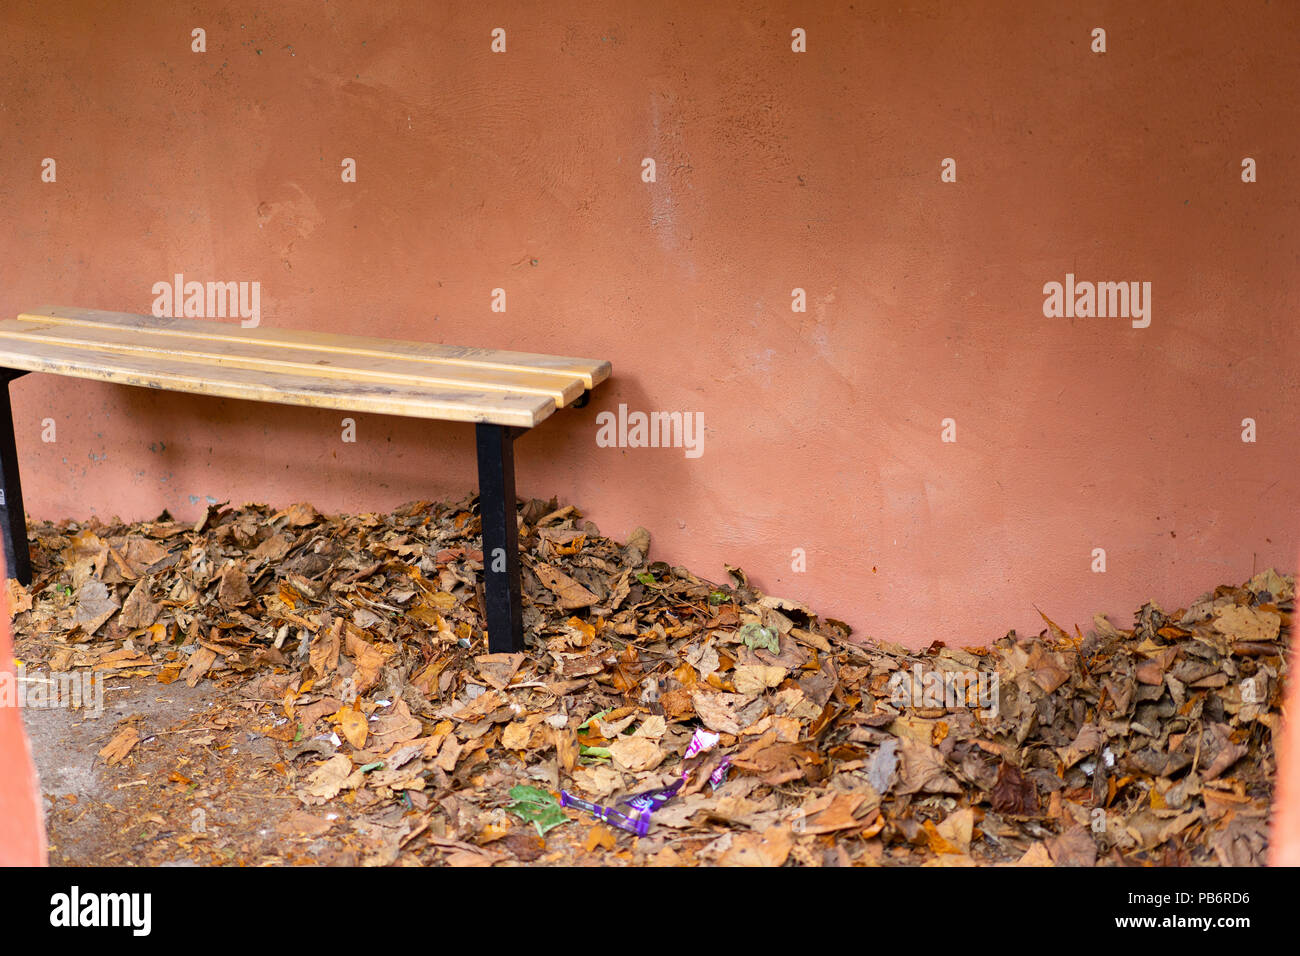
{"left": 24, "top": 679, "right": 246, "bottom": 865}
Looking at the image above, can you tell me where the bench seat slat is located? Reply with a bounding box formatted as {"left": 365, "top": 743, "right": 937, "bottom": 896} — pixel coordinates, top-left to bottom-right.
{"left": 18, "top": 307, "right": 611, "bottom": 390}
{"left": 0, "top": 334, "right": 555, "bottom": 427}
{"left": 0, "top": 320, "right": 586, "bottom": 406}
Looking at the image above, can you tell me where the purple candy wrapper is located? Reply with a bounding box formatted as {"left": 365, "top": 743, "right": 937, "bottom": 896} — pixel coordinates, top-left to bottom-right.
{"left": 684, "top": 728, "right": 720, "bottom": 760}
{"left": 709, "top": 755, "right": 732, "bottom": 789}
{"left": 560, "top": 725, "right": 733, "bottom": 836}
{"left": 618, "top": 777, "right": 685, "bottom": 816}
{"left": 559, "top": 790, "right": 651, "bottom": 837}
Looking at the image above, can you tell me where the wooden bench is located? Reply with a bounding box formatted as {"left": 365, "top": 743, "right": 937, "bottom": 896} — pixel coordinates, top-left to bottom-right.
{"left": 0, "top": 306, "right": 610, "bottom": 653}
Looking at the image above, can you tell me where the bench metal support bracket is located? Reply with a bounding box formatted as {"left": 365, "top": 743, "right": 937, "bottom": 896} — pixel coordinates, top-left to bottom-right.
{"left": 475, "top": 423, "right": 526, "bottom": 653}
{"left": 0, "top": 369, "right": 31, "bottom": 584}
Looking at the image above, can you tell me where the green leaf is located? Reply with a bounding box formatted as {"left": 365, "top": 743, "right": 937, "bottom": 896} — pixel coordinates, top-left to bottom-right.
{"left": 708, "top": 590, "right": 729, "bottom": 605}
{"left": 636, "top": 572, "right": 656, "bottom": 586}
{"left": 739, "top": 621, "right": 780, "bottom": 654}
{"left": 506, "top": 784, "right": 569, "bottom": 837}
{"left": 508, "top": 784, "right": 554, "bottom": 803}
{"left": 578, "top": 709, "right": 611, "bottom": 732}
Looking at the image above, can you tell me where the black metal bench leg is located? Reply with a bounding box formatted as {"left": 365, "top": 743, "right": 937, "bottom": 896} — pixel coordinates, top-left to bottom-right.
{"left": 475, "top": 423, "right": 524, "bottom": 653}
{"left": 0, "top": 372, "right": 31, "bottom": 585}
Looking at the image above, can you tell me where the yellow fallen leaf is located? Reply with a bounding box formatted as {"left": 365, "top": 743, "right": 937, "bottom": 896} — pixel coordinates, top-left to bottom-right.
{"left": 609, "top": 735, "right": 664, "bottom": 772}
{"left": 297, "top": 755, "right": 358, "bottom": 805}
{"left": 1015, "top": 842, "right": 1055, "bottom": 866}
{"left": 6, "top": 579, "right": 32, "bottom": 616}
{"left": 571, "top": 764, "right": 624, "bottom": 798}
{"left": 719, "top": 826, "right": 793, "bottom": 866}
{"left": 633, "top": 715, "right": 667, "bottom": 739}
{"left": 733, "top": 664, "right": 786, "bottom": 696}
{"left": 334, "top": 704, "right": 369, "bottom": 749}
{"left": 934, "top": 807, "right": 974, "bottom": 854}
{"left": 502, "top": 721, "right": 533, "bottom": 750}
{"left": 98, "top": 727, "right": 140, "bottom": 766}
{"left": 584, "top": 825, "right": 617, "bottom": 852}
{"left": 479, "top": 821, "right": 512, "bottom": 843}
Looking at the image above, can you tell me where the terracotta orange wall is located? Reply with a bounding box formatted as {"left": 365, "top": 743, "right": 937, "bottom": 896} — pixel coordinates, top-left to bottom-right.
{"left": 1272, "top": 625, "right": 1300, "bottom": 864}
{"left": 0, "top": 551, "right": 46, "bottom": 866}
{"left": 0, "top": 1, "right": 1296, "bottom": 648}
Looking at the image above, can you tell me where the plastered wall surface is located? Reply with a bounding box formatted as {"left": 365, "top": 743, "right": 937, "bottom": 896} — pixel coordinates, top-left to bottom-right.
{"left": 1, "top": 1, "right": 1296, "bottom": 647}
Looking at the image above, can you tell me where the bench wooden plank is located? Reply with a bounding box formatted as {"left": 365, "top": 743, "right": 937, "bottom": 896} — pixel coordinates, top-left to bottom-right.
{"left": 0, "top": 305, "right": 612, "bottom": 652}
{"left": 0, "top": 335, "right": 555, "bottom": 427}
{"left": 0, "top": 320, "right": 587, "bottom": 407}
{"left": 18, "top": 307, "right": 612, "bottom": 391}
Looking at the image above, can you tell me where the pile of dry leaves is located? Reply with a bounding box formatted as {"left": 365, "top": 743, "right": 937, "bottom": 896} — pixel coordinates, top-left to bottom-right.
{"left": 8, "top": 495, "right": 1288, "bottom": 866}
